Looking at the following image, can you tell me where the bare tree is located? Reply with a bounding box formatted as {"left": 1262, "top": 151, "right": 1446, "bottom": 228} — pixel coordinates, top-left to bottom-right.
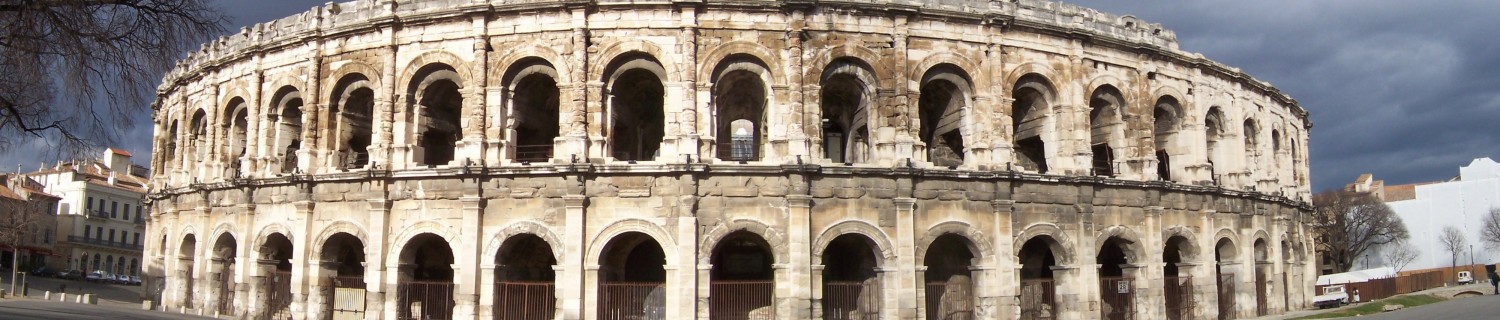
{"left": 1382, "top": 239, "right": 1419, "bottom": 273}
{"left": 0, "top": 186, "right": 45, "bottom": 294}
{"left": 1481, "top": 208, "right": 1500, "bottom": 250}
{"left": 0, "top": 0, "right": 226, "bottom": 156}
{"left": 1312, "top": 190, "right": 1410, "bottom": 273}
{"left": 1438, "top": 225, "right": 1467, "bottom": 281}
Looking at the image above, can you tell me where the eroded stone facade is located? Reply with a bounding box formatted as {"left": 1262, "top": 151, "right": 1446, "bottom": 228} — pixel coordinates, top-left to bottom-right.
{"left": 145, "top": 0, "right": 1315, "bottom": 319}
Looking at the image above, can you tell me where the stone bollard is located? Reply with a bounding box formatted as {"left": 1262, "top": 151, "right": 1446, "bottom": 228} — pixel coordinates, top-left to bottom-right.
{"left": 1, "top": 288, "right": 7, "bottom": 298}
{"left": 142, "top": 300, "right": 154, "bottom": 310}
{"left": 57, "top": 293, "right": 67, "bottom": 302}
{"left": 43, "top": 291, "right": 51, "bottom": 300}
{"left": 83, "top": 294, "right": 97, "bottom": 304}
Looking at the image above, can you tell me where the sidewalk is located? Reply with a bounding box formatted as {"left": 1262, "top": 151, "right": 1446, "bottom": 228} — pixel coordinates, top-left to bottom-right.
{"left": 1247, "top": 283, "right": 1496, "bottom": 320}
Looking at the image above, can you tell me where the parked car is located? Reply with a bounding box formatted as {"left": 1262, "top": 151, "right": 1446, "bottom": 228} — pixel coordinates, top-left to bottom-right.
{"left": 56, "top": 269, "right": 82, "bottom": 280}
{"left": 85, "top": 270, "right": 110, "bottom": 283}
{"left": 1458, "top": 271, "right": 1475, "bottom": 285}
{"left": 111, "top": 274, "right": 130, "bottom": 284}
{"left": 128, "top": 275, "right": 141, "bottom": 285}
{"left": 31, "top": 266, "right": 56, "bottom": 278}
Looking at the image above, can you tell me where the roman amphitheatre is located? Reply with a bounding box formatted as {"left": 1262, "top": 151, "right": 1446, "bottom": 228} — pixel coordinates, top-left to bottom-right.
{"left": 145, "top": 0, "right": 1314, "bottom": 319}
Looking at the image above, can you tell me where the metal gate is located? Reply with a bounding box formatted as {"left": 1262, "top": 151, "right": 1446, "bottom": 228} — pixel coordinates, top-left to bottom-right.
{"left": 264, "top": 270, "right": 293, "bottom": 320}
{"left": 495, "top": 281, "right": 555, "bottom": 320}
{"left": 711, "top": 280, "right": 773, "bottom": 320}
{"left": 1217, "top": 273, "right": 1235, "bottom": 320}
{"left": 598, "top": 281, "right": 665, "bottom": 320}
{"left": 1282, "top": 272, "right": 1290, "bottom": 310}
{"left": 218, "top": 271, "right": 236, "bottom": 316}
{"left": 824, "top": 280, "right": 880, "bottom": 320}
{"left": 1100, "top": 277, "right": 1133, "bottom": 320}
{"left": 397, "top": 280, "right": 453, "bottom": 320}
{"left": 331, "top": 276, "right": 367, "bottom": 320}
{"left": 924, "top": 280, "right": 972, "bottom": 320}
{"left": 1019, "top": 279, "right": 1056, "bottom": 320}
{"left": 1255, "top": 272, "right": 1268, "bottom": 316}
{"left": 1163, "top": 276, "right": 1193, "bottom": 320}
{"left": 184, "top": 275, "right": 196, "bottom": 307}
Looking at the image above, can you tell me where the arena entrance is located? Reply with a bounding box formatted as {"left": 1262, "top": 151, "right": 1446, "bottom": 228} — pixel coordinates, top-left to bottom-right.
{"left": 259, "top": 233, "right": 293, "bottom": 320}
{"left": 923, "top": 234, "right": 974, "bottom": 320}
{"left": 212, "top": 233, "right": 238, "bottom": 317}
{"left": 1018, "top": 236, "right": 1059, "bottom": 319}
{"left": 597, "top": 232, "right": 667, "bottom": 320}
{"left": 397, "top": 233, "right": 454, "bottom": 320}
{"left": 494, "top": 234, "right": 557, "bottom": 320}
{"left": 1098, "top": 237, "right": 1134, "bottom": 320}
{"left": 1253, "top": 239, "right": 1269, "bottom": 316}
{"left": 709, "top": 231, "right": 774, "bottom": 320}
{"left": 822, "top": 234, "right": 881, "bottom": 320}
{"left": 1162, "top": 236, "right": 1195, "bottom": 320}
{"left": 321, "top": 232, "right": 367, "bottom": 320}
{"left": 1216, "top": 238, "right": 1238, "bottom": 320}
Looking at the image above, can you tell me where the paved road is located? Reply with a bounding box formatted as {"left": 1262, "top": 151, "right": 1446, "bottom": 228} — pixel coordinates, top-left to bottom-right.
{"left": 1352, "top": 294, "right": 1500, "bottom": 320}
{"left": 0, "top": 299, "right": 213, "bottom": 320}
{"left": 1, "top": 271, "right": 150, "bottom": 309}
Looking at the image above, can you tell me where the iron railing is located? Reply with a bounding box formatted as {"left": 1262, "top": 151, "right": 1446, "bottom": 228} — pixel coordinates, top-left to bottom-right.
{"left": 67, "top": 235, "right": 144, "bottom": 251}
{"left": 397, "top": 280, "right": 454, "bottom": 320}
{"left": 515, "top": 144, "right": 553, "bottom": 163}
{"left": 823, "top": 281, "right": 880, "bottom": 320}
{"left": 495, "top": 281, "right": 555, "bottom": 320}
{"left": 710, "top": 280, "right": 773, "bottom": 320}
{"left": 263, "top": 270, "right": 293, "bottom": 320}
{"left": 1099, "top": 277, "right": 1134, "bottom": 320}
{"left": 1163, "top": 276, "right": 1193, "bottom": 320}
{"left": 1217, "top": 273, "right": 1235, "bottom": 320}
{"left": 1019, "top": 279, "right": 1056, "bottom": 320}
{"left": 598, "top": 281, "right": 665, "bottom": 320}
{"left": 924, "top": 281, "right": 973, "bottom": 320}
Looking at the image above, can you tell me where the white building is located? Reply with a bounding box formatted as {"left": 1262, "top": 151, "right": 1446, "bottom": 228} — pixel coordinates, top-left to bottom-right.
{"left": 27, "top": 148, "right": 150, "bottom": 276}
{"left": 1352, "top": 158, "right": 1500, "bottom": 271}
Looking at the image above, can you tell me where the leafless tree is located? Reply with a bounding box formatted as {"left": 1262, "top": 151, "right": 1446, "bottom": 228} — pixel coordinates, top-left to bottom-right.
{"left": 1438, "top": 225, "right": 1466, "bottom": 280}
{"left": 1382, "top": 239, "right": 1419, "bottom": 273}
{"left": 0, "top": 190, "right": 45, "bottom": 293}
{"left": 1312, "top": 190, "right": 1410, "bottom": 273}
{"left": 0, "top": 0, "right": 226, "bottom": 156}
{"left": 1480, "top": 208, "right": 1500, "bottom": 250}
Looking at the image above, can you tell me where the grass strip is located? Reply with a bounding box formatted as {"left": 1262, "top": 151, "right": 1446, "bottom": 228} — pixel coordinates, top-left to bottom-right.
{"left": 1291, "top": 294, "right": 1445, "bottom": 319}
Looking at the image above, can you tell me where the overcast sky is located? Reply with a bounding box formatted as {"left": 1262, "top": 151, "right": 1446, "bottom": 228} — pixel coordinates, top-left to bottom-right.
{"left": 10, "top": 0, "right": 1496, "bottom": 192}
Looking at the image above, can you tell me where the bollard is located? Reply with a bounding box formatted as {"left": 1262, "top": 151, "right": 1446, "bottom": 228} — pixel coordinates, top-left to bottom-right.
{"left": 83, "top": 294, "right": 97, "bottom": 305}
{"left": 142, "top": 300, "right": 154, "bottom": 310}
{"left": 44, "top": 291, "right": 50, "bottom": 300}
{"left": 57, "top": 293, "right": 67, "bottom": 302}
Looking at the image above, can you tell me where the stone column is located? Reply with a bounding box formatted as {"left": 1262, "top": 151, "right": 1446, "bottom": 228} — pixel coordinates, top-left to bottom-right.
{"left": 560, "top": 195, "right": 588, "bottom": 320}
{"left": 783, "top": 194, "right": 813, "bottom": 320}
{"left": 454, "top": 196, "right": 484, "bottom": 319}
{"left": 290, "top": 201, "right": 315, "bottom": 318}
{"left": 248, "top": 259, "right": 277, "bottom": 319}
{"left": 892, "top": 197, "right": 918, "bottom": 318}
{"left": 307, "top": 261, "right": 339, "bottom": 320}
{"left": 366, "top": 198, "right": 391, "bottom": 318}
{"left": 809, "top": 264, "right": 825, "bottom": 320}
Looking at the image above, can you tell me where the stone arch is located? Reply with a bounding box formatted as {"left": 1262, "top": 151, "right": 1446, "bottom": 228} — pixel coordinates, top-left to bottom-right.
{"left": 207, "top": 222, "right": 237, "bottom": 252}
{"left": 386, "top": 220, "right": 459, "bottom": 268}
{"left": 915, "top": 221, "right": 995, "bottom": 263}
{"left": 804, "top": 44, "right": 890, "bottom": 88}
{"left": 1213, "top": 228, "right": 1241, "bottom": 261}
{"left": 1010, "top": 72, "right": 1058, "bottom": 173}
{"left": 324, "top": 60, "right": 385, "bottom": 100}
{"left": 311, "top": 221, "right": 372, "bottom": 262}
{"left": 585, "top": 218, "right": 681, "bottom": 266}
{"left": 599, "top": 51, "right": 668, "bottom": 161}
{"left": 253, "top": 222, "right": 294, "bottom": 251}
{"left": 910, "top": 52, "right": 982, "bottom": 89}
{"left": 1251, "top": 230, "right": 1272, "bottom": 262}
{"left": 698, "top": 40, "right": 783, "bottom": 85}
{"left": 1084, "top": 74, "right": 1135, "bottom": 104}
{"left": 483, "top": 220, "right": 567, "bottom": 265}
{"left": 1161, "top": 225, "right": 1203, "bottom": 261}
{"left": 1013, "top": 223, "right": 1076, "bottom": 265}
{"left": 818, "top": 57, "right": 880, "bottom": 164}
{"left": 709, "top": 53, "right": 774, "bottom": 161}
{"left": 178, "top": 228, "right": 200, "bottom": 258}
{"left": 398, "top": 50, "right": 471, "bottom": 91}
{"left": 1003, "top": 62, "right": 1060, "bottom": 93}
{"left": 917, "top": 63, "right": 975, "bottom": 167}
{"left": 812, "top": 219, "right": 897, "bottom": 263}
{"left": 591, "top": 40, "right": 678, "bottom": 83}
{"left": 1087, "top": 82, "right": 1129, "bottom": 176}
{"left": 217, "top": 83, "right": 253, "bottom": 117}
{"left": 1094, "top": 225, "right": 1148, "bottom": 264}
{"left": 697, "top": 219, "right": 789, "bottom": 265}
{"left": 491, "top": 44, "right": 572, "bottom": 84}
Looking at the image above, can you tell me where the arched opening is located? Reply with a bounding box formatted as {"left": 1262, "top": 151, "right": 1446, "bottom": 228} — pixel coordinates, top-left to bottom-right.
{"left": 1253, "top": 239, "right": 1269, "bottom": 316}
{"left": 164, "top": 122, "right": 179, "bottom": 173}
{"left": 211, "top": 233, "right": 238, "bottom": 316}
{"left": 494, "top": 234, "right": 557, "bottom": 320}
{"left": 106, "top": 255, "right": 115, "bottom": 273}
{"left": 269, "top": 87, "right": 304, "bottom": 174}
{"left": 1012, "top": 75, "right": 1053, "bottom": 173}
{"left": 505, "top": 60, "right": 560, "bottom": 163}
{"left": 408, "top": 65, "right": 464, "bottom": 167}
{"left": 713, "top": 57, "right": 769, "bottom": 162}
{"left": 178, "top": 234, "right": 197, "bottom": 308}
{"left": 331, "top": 74, "right": 376, "bottom": 169}
{"left": 1089, "top": 86, "right": 1126, "bottom": 176}
{"left": 260, "top": 233, "right": 294, "bottom": 320}
{"left": 1270, "top": 130, "right": 1283, "bottom": 174}
{"left": 1216, "top": 238, "right": 1239, "bottom": 320}
{"left": 189, "top": 109, "right": 208, "bottom": 167}
{"left": 918, "top": 66, "right": 970, "bottom": 167}
{"left": 130, "top": 258, "right": 138, "bottom": 277}
{"left": 604, "top": 54, "right": 666, "bottom": 162}
{"left": 1205, "top": 108, "right": 1225, "bottom": 184}
{"left": 598, "top": 232, "right": 667, "bottom": 320}
{"left": 321, "top": 232, "right": 368, "bottom": 319}
{"left": 822, "top": 234, "right": 881, "bottom": 320}
{"left": 222, "top": 98, "right": 249, "bottom": 177}
{"left": 1243, "top": 119, "right": 1258, "bottom": 176}
{"left": 1019, "top": 236, "right": 1060, "bottom": 319}
{"left": 923, "top": 234, "right": 974, "bottom": 320}
{"left": 710, "top": 231, "right": 775, "bottom": 319}
{"left": 1154, "top": 97, "right": 1181, "bottom": 181}
{"left": 397, "top": 233, "right": 454, "bottom": 320}
{"left": 1163, "top": 236, "right": 1195, "bottom": 320}
{"left": 1098, "top": 237, "right": 1135, "bottom": 320}
{"left": 820, "top": 59, "right": 873, "bottom": 164}
{"left": 92, "top": 253, "right": 101, "bottom": 271}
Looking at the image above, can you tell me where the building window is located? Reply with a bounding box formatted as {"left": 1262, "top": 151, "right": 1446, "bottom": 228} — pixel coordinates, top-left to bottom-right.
{"left": 123, "top": 204, "right": 131, "bottom": 221}
{"left": 134, "top": 233, "right": 141, "bottom": 245}
{"left": 135, "top": 206, "right": 142, "bottom": 222}
{"left": 110, "top": 201, "right": 118, "bottom": 218}
{"left": 44, "top": 229, "right": 52, "bottom": 244}
{"left": 84, "top": 226, "right": 91, "bottom": 239}
{"left": 87, "top": 197, "right": 94, "bottom": 210}
{"left": 109, "top": 229, "right": 116, "bottom": 243}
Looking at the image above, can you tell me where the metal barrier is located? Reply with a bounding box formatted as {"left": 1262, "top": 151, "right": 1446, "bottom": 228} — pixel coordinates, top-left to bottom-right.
{"left": 495, "top": 281, "right": 555, "bottom": 320}
{"left": 514, "top": 145, "right": 553, "bottom": 163}
{"left": 1217, "top": 274, "right": 1235, "bottom": 320}
{"left": 397, "top": 280, "right": 454, "bottom": 320}
{"left": 710, "top": 280, "right": 773, "bottom": 320}
{"left": 924, "top": 281, "right": 973, "bottom": 320}
{"left": 1019, "top": 279, "right": 1056, "bottom": 320}
{"left": 264, "top": 270, "right": 293, "bottom": 320}
{"left": 1254, "top": 272, "right": 1267, "bottom": 316}
{"left": 824, "top": 280, "right": 880, "bottom": 320}
{"left": 1163, "top": 276, "right": 1193, "bottom": 320}
{"left": 1099, "top": 277, "right": 1133, "bottom": 320}
{"left": 598, "top": 281, "right": 665, "bottom": 320}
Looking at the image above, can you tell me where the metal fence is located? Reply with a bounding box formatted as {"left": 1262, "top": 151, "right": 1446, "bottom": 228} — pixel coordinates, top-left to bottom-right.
{"left": 1163, "top": 276, "right": 1193, "bottom": 320}
{"left": 824, "top": 281, "right": 880, "bottom": 320}
{"left": 515, "top": 145, "right": 553, "bottom": 163}
{"left": 1099, "top": 277, "right": 1133, "bottom": 320}
{"left": 598, "top": 281, "right": 665, "bottom": 320}
{"left": 924, "top": 281, "right": 973, "bottom": 320}
{"left": 1217, "top": 274, "right": 1235, "bottom": 320}
{"left": 331, "top": 275, "right": 368, "bottom": 319}
{"left": 1019, "top": 279, "right": 1055, "bottom": 320}
{"left": 264, "top": 270, "right": 293, "bottom": 320}
{"left": 711, "top": 280, "right": 773, "bottom": 320}
{"left": 1254, "top": 272, "right": 1268, "bottom": 316}
{"left": 397, "top": 280, "right": 454, "bottom": 320}
{"left": 495, "top": 281, "right": 555, "bottom": 320}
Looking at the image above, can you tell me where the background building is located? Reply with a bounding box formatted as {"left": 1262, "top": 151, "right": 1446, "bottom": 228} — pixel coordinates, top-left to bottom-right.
{"left": 27, "top": 148, "right": 149, "bottom": 276}
{"left": 0, "top": 173, "right": 62, "bottom": 271}
{"left": 1349, "top": 158, "right": 1500, "bottom": 272}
